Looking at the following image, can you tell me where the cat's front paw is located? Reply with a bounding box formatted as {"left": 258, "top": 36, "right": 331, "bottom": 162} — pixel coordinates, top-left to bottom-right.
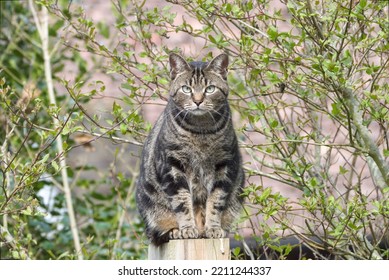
{"left": 205, "top": 227, "right": 226, "bottom": 238}
{"left": 169, "top": 226, "right": 199, "bottom": 240}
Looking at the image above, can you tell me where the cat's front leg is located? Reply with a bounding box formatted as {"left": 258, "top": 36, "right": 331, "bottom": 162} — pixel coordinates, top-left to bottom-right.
{"left": 163, "top": 176, "right": 199, "bottom": 240}
{"left": 169, "top": 189, "right": 199, "bottom": 239}
{"left": 204, "top": 183, "right": 229, "bottom": 238}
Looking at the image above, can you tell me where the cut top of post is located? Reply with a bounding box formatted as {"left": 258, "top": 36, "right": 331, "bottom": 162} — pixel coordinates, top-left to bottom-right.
{"left": 148, "top": 238, "right": 230, "bottom": 260}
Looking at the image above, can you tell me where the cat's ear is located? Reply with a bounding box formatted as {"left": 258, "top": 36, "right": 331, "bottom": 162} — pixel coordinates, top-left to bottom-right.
{"left": 169, "top": 53, "right": 191, "bottom": 80}
{"left": 205, "top": 54, "right": 229, "bottom": 80}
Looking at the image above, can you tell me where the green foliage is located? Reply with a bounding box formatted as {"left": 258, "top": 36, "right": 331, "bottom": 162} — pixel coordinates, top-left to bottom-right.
{"left": 1, "top": 0, "right": 388, "bottom": 259}
{"left": 0, "top": 1, "right": 145, "bottom": 260}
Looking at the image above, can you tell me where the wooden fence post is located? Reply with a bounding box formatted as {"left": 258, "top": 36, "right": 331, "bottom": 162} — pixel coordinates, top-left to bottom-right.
{"left": 148, "top": 238, "right": 230, "bottom": 260}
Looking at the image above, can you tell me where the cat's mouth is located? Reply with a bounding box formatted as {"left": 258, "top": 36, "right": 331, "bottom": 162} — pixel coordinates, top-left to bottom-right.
{"left": 182, "top": 103, "right": 213, "bottom": 117}
{"left": 189, "top": 107, "right": 208, "bottom": 116}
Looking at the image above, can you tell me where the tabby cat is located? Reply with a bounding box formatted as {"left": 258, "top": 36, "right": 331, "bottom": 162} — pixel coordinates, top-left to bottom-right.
{"left": 136, "top": 53, "right": 244, "bottom": 246}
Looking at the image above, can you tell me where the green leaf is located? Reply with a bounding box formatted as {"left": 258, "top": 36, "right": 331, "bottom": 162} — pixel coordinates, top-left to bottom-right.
{"left": 331, "top": 102, "right": 341, "bottom": 116}
{"left": 52, "top": 160, "right": 59, "bottom": 172}
{"left": 339, "top": 166, "right": 349, "bottom": 175}
{"left": 136, "top": 63, "right": 147, "bottom": 71}
{"left": 49, "top": 20, "right": 64, "bottom": 37}
{"left": 261, "top": 187, "right": 272, "bottom": 200}
{"left": 90, "top": 191, "right": 107, "bottom": 200}
{"left": 225, "top": 3, "right": 232, "bottom": 13}
{"left": 208, "top": 34, "right": 216, "bottom": 44}
{"left": 158, "top": 77, "right": 169, "bottom": 85}
{"left": 233, "top": 247, "right": 241, "bottom": 257}
{"left": 62, "top": 125, "right": 70, "bottom": 135}
{"left": 97, "top": 22, "right": 110, "bottom": 38}
{"left": 120, "top": 123, "right": 127, "bottom": 135}
{"left": 12, "top": 251, "right": 20, "bottom": 259}
{"left": 267, "top": 25, "right": 278, "bottom": 41}
{"left": 270, "top": 119, "right": 279, "bottom": 128}
{"left": 112, "top": 101, "right": 122, "bottom": 114}
{"left": 265, "top": 71, "right": 280, "bottom": 83}
{"left": 40, "top": 154, "right": 50, "bottom": 164}
{"left": 21, "top": 206, "right": 33, "bottom": 216}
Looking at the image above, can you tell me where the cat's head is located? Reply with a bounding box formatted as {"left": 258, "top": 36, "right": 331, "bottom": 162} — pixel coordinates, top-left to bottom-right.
{"left": 168, "top": 53, "right": 229, "bottom": 116}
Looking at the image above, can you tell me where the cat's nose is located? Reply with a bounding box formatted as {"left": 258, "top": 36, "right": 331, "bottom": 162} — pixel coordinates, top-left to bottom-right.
{"left": 193, "top": 97, "right": 204, "bottom": 106}
{"left": 194, "top": 100, "right": 203, "bottom": 106}
{"left": 192, "top": 93, "right": 204, "bottom": 106}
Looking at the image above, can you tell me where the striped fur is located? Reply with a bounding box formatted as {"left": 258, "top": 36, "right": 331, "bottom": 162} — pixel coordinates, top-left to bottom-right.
{"left": 136, "top": 54, "right": 244, "bottom": 245}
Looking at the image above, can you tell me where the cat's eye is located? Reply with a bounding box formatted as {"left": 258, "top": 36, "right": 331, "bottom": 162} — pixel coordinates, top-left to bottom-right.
{"left": 205, "top": 85, "right": 216, "bottom": 94}
{"left": 181, "top": 85, "right": 192, "bottom": 94}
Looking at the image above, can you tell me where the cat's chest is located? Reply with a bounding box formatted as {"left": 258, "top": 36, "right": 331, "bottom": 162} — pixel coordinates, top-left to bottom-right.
{"left": 183, "top": 140, "right": 218, "bottom": 191}
{"left": 185, "top": 138, "right": 216, "bottom": 167}
{"left": 167, "top": 133, "right": 226, "bottom": 189}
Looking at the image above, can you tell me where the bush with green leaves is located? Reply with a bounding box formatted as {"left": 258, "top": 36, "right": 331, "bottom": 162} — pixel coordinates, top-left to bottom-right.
{"left": 0, "top": 0, "right": 145, "bottom": 260}
{"left": 1, "top": 0, "right": 388, "bottom": 259}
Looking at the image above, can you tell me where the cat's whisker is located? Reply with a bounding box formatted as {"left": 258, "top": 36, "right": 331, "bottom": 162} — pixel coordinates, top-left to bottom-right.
{"left": 209, "top": 108, "right": 228, "bottom": 124}
{"left": 182, "top": 110, "right": 190, "bottom": 122}
{"left": 208, "top": 108, "right": 223, "bottom": 117}
{"left": 173, "top": 108, "right": 186, "bottom": 120}
{"left": 206, "top": 111, "right": 217, "bottom": 126}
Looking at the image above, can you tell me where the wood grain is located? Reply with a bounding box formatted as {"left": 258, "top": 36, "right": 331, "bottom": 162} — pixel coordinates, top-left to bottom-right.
{"left": 148, "top": 238, "right": 230, "bottom": 260}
